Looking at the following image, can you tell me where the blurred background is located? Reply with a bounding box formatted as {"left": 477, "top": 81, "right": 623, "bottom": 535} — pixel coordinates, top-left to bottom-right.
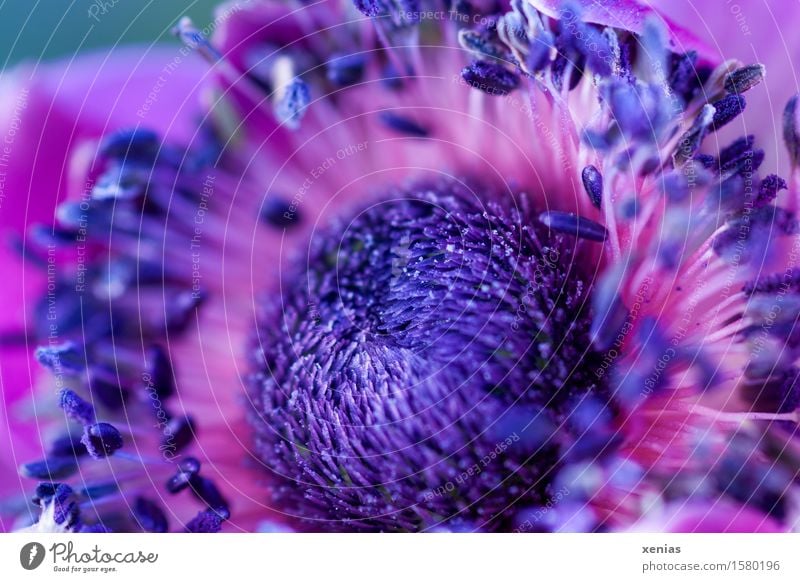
{"left": 0, "top": 0, "right": 219, "bottom": 67}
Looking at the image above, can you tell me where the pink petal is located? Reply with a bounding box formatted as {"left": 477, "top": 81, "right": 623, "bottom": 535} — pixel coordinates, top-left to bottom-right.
{"left": 213, "top": 0, "right": 313, "bottom": 67}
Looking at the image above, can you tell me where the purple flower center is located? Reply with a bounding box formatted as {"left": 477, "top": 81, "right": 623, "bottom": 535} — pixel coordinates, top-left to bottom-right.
{"left": 249, "top": 181, "right": 613, "bottom": 531}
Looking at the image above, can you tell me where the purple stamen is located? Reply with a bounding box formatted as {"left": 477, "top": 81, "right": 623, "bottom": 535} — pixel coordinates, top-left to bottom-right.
{"left": 185, "top": 510, "right": 223, "bottom": 533}
{"left": 581, "top": 165, "right": 603, "bottom": 209}
{"left": 378, "top": 111, "right": 430, "bottom": 137}
{"left": 539, "top": 211, "right": 607, "bottom": 242}
{"left": 710, "top": 94, "right": 746, "bottom": 131}
{"left": 81, "top": 423, "right": 124, "bottom": 459}
{"left": 133, "top": 497, "right": 169, "bottom": 533}
{"left": 59, "top": 390, "right": 96, "bottom": 426}
{"left": 462, "top": 60, "right": 520, "bottom": 96}
{"left": 20, "top": 458, "right": 79, "bottom": 480}
{"left": 724, "top": 64, "right": 766, "bottom": 95}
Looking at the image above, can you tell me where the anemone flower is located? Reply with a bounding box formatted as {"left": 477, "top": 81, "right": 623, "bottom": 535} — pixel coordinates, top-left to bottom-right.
{"left": 2, "top": 0, "right": 800, "bottom": 533}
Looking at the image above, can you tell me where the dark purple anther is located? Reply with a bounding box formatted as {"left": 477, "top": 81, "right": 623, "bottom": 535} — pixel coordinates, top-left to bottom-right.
{"left": 352, "top": 0, "right": 384, "bottom": 17}
{"left": 378, "top": 111, "right": 430, "bottom": 137}
{"left": 89, "top": 371, "right": 129, "bottom": 410}
{"left": 81, "top": 423, "right": 124, "bottom": 459}
{"left": 33, "top": 482, "right": 62, "bottom": 506}
{"left": 756, "top": 175, "right": 788, "bottom": 207}
{"left": 458, "top": 29, "right": 512, "bottom": 61}
{"left": 133, "top": 497, "right": 169, "bottom": 533}
{"left": 744, "top": 267, "right": 800, "bottom": 296}
{"left": 567, "top": 16, "right": 613, "bottom": 77}
{"left": 604, "top": 81, "right": 669, "bottom": 142}
{"left": 381, "top": 62, "right": 404, "bottom": 90}
{"left": 713, "top": 206, "right": 797, "bottom": 261}
{"left": 718, "top": 135, "right": 755, "bottom": 167}
{"left": 162, "top": 415, "right": 196, "bottom": 453}
{"left": 30, "top": 225, "right": 77, "bottom": 247}
{"left": 724, "top": 64, "right": 766, "bottom": 95}
{"left": 714, "top": 439, "right": 790, "bottom": 519}
{"left": 720, "top": 148, "right": 764, "bottom": 178}
{"left": 145, "top": 345, "right": 175, "bottom": 400}
{"left": 180, "top": 456, "right": 201, "bottom": 474}
{"left": 92, "top": 164, "right": 148, "bottom": 201}
{"left": 327, "top": 53, "right": 366, "bottom": 87}
{"left": 40, "top": 483, "right": 80, "bottom": 527}
{"left": 581, "top": 165, "right": 603, "bottom": 209}
{"left": 189, "top": 476, "right": 230, "bottom": 519}
{"left": 784, "top": 95, "right": 800, "bottom": 165}
{"left": 59, "top": 389, "right": 95, "bottom": 426}
{"left": 539, "top": 211, "right": 608, "bottom": 242}
{"left": 49, "top": 433, "right": 88, "bottom": 459}
{"left": 261, "top": 196, "right": 301, "bottom": 229}
{"left": 462, "top": 60, "right": 520, "bottom": 96}
{"left": 275, "top": 78, "right": 310, "bottom": 129}
{"left": 21, "top": 457, "right": 79, "bottom": 480}
{"left": 741, "top": 368, "right": 800, "bottom": 414}
{"left": 694, "top": 154, "right": 716, "bottom": 169}
{"left": 57, "top": 200, "right": 95, "bottom": 230}
{"left": 166, "top": 457, "right": 201, "bottom": 494}
{"left": 185, "top": 509, "right": 223, "bottom": 533}
{"left": 35, "top": 342, "right": 84, "bottom": 374}
{"left": 99, "top": 128, "right": 161, "bottom": 163}
{"left": 79, "top": 524, "right": 111, "bottom": 533}
{"left": 711, "top": 94, "right": 746, "bottom": 131}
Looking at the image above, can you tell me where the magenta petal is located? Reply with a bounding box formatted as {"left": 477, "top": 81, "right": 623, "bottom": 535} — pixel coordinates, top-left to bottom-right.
{"left": 213, "top": 0, "right": 312, "bottom": 68}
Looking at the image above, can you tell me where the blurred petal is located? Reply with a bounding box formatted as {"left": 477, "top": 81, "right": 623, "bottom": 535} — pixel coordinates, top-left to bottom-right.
{"left": 631, "top": 500, "right": 787, "bottom": 532}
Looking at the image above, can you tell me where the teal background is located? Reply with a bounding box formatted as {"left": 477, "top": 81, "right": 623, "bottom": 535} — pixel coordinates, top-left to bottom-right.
{"left": 0, "top": 0, "right": 220, "bottom": 68}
